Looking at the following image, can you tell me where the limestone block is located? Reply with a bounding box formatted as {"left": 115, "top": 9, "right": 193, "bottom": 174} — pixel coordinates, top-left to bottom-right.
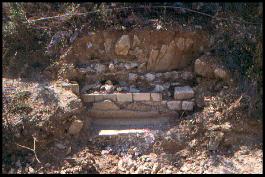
{"left": 117, "top": 93, "right": 133, "bottom": 102}
{"left": 94, "top": 94, "right": 105, "bottom": 102}
{"left": 167, "top": 101, "right": 182, "bottom": 110}
{"left": 133, "top": 93, "right": 150, "bottom": 101}
{"left": 151, "top": 93, "right": 162, "bottom": 101}
{"left": 182, "top": 101, "right": 194, "bottom": 111}
{"left": 174, "top": 86, "right": 194, "bottom": 100}
{"left": 82, "top": 94, "right": 95, "bottom": 103}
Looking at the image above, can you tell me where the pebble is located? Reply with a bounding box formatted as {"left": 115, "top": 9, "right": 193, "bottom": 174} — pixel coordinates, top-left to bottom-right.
{"left": 28, "top": 166, "right": 35, "bottom": 174}
{"left": 109, "top": 63, "right": 115, "bottom": 71}
{"left": 55, "top": 143, "right": 66, "bottom": 150}
{"left": 145, "top": 73, "right": 156, "bottom": 82}
{"left": 154, "top": 85, "right": 164, "bottom": 92}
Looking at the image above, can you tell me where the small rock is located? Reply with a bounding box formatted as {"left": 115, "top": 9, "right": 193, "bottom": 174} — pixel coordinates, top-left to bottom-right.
{"left": 55, "top": 143, "right": 66, "bottom": 150}
{"left": 145, "top": 73, "right": 156, "bottom": 82}
{"left": 129, "top": 86, "right": 140, "bottom": 93}
{"left": 94, "top": 64, "right": 106, "bottom": 73}
{"left": 109, "top": 63, "right": 115, "bottom": 71}
{"left": 125, "top": 63, "right": 138, "bottom": 70}
{"left": 8, "top": 168, "right": 15, "bottom": 174}
{"left": 116, "top": 87, "right": 123, "bottom": 92}
{"left": 181, "top": 71, "right": 194, "bottom": 80}
{"left": 45, "top": 163, "right": 51, "bottom": 168}
{"left": 151, "top": 163, "right": 160, "bottom": 174}
{"left": 129, "top": 73, "right": 138, "bottom": 81}
{"left": 165, "top": 169, "right": 173, "bottom": 174}
{"left": 68, "top": 119, "right": 84, "bottom": 135}
{"left": 153, "top": 85, "right": 164, "bottom": 92}
{"left": 105, "top": 84, "right": 114, "bottom": 93}
{"left": 208, "top": 131, "right": 224, "bottom": 151}
{"left": 101, "top": 150, "right": 110, "bottom": 155}
{"left": 15, "top": 160, "right": 21, "bottom": 168}
{"left": 214, "top": 67, "right": 229, "bottom": 80}
{"left": 66, "top": 147, "right": 71, "bottom": 155}
{"left": 28, "top": 166, "right": 35, "bottom": 174}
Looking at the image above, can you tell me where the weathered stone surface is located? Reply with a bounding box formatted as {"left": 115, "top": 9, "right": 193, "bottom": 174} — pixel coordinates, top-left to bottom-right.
{"left": 176, "top": 37, "right": 194, "bottom": 51}
{"left": 129, "top": 86, "right": 140, "bottom": 93}
{"left": 130, "top": 47, "right": 144, "bottom": 60}
{"left": 129, "top": 73, "right": 138, "bottom": 81}
{"left": 115, "top": 35, "right": 130, "bottom": 56}
{"left": 194, "top": 58, "right": 215, "bottom": 78}
{"left": 167, "top": 101, "right": 182, "bottom": 110}
{"left": 89, "top": 110, "right": 160, "bottom": 119}
{"left": 174, "top": 86, "right": 194, "bottom": 100}
{"left": 153, "top": 41, "right": 175, "bottom": 71}
{"left": 104, "top": 38, "right": 112, "bottom": 53}
{"left": 151, "top": 93, "right": 162, "bottom": 101}
{"left": 181, "top": 71, "right": 194, "bottom": 80}
{"left": 214, "top": 67, "right": 229, "bottom": 80}
{"left": 94, "top": 94, "right": 105, "bottom": 102}
{"left": 145, "top": 73, "right": 156, "bottom": 82}
{"left": 117, "top": 93, "right": 133, "bottom": 102}
{"left": 61, "top": 83, "right": 79, "bottom": 95}
{"left": 70, "top": 84, "right": 79, "bottom": 95}
{"left": 147, "top": 49, "right": 159, "bottom": 71}
{"left": 94, "top": 63, "right": 106, "bottom": 73}
{"left": 109, "top": 63, "right": 115, "bottom": 71}
{"left": 82, "top": 94, "right": 95, "bottom": 102}
{"left": 133, "top": 35, "right": 141, "bottom": 48}
{"left": 92, "top": 100, "right": 120, "bottom": 110}
{"left": 153, "top": 85, "right": 165, "bottom": 92}
{"left": 104, "top": 84, "right": 115, "bottom": 93}
{"left": 69, "top": 119, "right": 83, "bottom": 135}
{"left": 103, "top": 94, "right": 117, "bottom": 101}
{"left": 182, "top": 101, "right": 194, "bottom": 111}
{"left": 125, "top": 63, "right": 138, "bottom": 70}
{"left": 133, "top": 93, "right": 150, "bottom": 101}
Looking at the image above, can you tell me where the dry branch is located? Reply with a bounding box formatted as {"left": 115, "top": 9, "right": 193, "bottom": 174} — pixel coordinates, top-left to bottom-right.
{"left": 15, "top": 137, "right": 41, "bottom": 163}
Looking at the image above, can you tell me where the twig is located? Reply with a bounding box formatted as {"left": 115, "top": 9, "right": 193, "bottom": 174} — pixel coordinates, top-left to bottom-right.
{"left": 25, "top": 5, "right": 262, "bottom": 25}
{"left": 15, "top": 137, "right": 41, "bottom": 163}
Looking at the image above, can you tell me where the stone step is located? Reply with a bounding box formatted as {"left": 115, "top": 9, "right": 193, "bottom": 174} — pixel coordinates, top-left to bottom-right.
{"left": 91, "top": 117, "right": 171, "bottom": 129}
{"left": 87, "top": 110, "right": 178, "bottom": 119}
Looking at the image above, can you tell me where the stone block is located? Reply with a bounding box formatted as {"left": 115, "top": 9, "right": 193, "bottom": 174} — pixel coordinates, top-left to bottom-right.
{"left": 133, "top": 93, "right": 150, "bottom": 101}
{"left": 174, "top": 86, "right": 194, "bottom": 100}
{"left": 167, "top": 101, "right": 182, "bottom": 110}
{"left": 102, "top": 94, "right": 117, "bottom": 102}
{"left": 182, "top": 101, "right": 194, "bottom": 111}
{"left": 92, "top": 100, "right": 120, "bottom": 110}
{"left": 117, "top": 93, "right": 133, "bottom": 102}
{"left": 82, "top": 94, "right": 95, "bottom": 103}
{"left": 94, "top": 94, "right": 105, "bottom": 102}
{"left": 151, "top": 93, "right": 162, "bottom": 101}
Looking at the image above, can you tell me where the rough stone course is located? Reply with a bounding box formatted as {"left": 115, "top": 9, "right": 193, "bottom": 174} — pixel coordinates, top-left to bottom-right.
{"left": 133, "top": 93, "right": 151, "bottom": 101}
{"left": 174, "top": 86, "right": 194, "bottom": 100}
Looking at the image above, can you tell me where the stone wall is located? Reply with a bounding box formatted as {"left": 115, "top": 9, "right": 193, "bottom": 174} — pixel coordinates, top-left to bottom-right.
{"left": 63, "top": 30, "right": 210, "bottom": 72}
